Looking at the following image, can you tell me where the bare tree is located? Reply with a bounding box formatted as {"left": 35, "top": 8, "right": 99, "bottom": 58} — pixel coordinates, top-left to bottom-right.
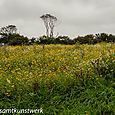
{"left": 49, "top": 15, "right": 57, "bottom": 37}
{"left": 40, "top": 14, "right": 57, "bottom": 37}
{"left": 40, "top": 14, "right": 49, "bottom": 37}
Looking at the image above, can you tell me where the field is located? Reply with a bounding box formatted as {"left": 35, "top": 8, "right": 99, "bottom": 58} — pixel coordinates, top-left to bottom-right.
{"left": 0, "top": 43, "right": 115, "bottom": 114}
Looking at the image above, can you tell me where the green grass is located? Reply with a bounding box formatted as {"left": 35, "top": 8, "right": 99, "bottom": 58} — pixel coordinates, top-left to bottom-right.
{"left": 0, "top": 43, "right": 115, "bottom": 114}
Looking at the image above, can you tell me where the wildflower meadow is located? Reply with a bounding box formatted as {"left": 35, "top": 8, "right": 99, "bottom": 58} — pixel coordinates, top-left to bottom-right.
{"left": 0, "top": 43, "right": 115, "bottom": 114}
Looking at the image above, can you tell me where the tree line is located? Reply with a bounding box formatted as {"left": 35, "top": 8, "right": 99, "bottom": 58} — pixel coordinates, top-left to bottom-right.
{"left": 0, "top": 14, "right": 115, "bottom": 46}
{"left": 0, "top": 25, "right": 115, "bottom": 46}
{"left": 0, "top": 24, "right": 115, "bottom": 46}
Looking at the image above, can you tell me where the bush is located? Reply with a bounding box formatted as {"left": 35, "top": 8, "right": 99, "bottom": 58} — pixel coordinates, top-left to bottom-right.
{"left": 8, "top": 34, "right": 29, "bottom": 45}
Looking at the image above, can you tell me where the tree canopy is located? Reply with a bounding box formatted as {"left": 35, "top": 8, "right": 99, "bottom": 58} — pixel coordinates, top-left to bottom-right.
{"left": 40, "top": 14, "right": 57, "bottom": 37}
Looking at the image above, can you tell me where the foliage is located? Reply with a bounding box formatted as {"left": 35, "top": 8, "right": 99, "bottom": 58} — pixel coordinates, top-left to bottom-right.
{"left": 0, "top": 25, "right": 29, "bottom": 45}
{"left": 8, "top": 34, "right": 29, "bottom": 45}
{"left": 0, "top": 25, "right": 115, "bottom": 46}
{"left": 0, "top": 34, "right": 29, "bottom": 45}
{"left": 35, "top": 36, "right": 53, "bottom": 44}
{"left": 35, "top": 33, "right": 115, "bottom": 45}
{"left": 36, "top": 35, "right": 74, "bottom": 45}
{"left": 0, "top": 25, "right": 17, "bottom": 35}
{"left": 74, "top": 33, "right": 115, "bottom": 44}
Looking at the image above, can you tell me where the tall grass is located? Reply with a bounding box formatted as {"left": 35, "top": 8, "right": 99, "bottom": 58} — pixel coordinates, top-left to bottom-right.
{"left": 0, "top": 43, "right": 115, "bottom": 114}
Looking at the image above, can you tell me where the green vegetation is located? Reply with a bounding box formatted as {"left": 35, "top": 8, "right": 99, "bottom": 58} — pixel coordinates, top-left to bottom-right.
{"left": 0, "top": 25, "right": 29, "bottom": 46}
{"left": 0, "top": 43, "right": 115, "bottom": 114}
{"left": 0, "top": 25, "right": 115, "bottom": 46}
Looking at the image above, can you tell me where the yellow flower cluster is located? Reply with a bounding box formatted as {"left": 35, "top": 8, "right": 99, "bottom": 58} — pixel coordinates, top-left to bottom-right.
{"left": 0, "top": 43, "right": 114, "bottom": 91}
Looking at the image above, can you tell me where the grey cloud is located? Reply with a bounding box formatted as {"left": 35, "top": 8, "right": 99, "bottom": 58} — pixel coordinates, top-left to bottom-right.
{"left": 0, "top": 0, "right": 115, "bottom": 38}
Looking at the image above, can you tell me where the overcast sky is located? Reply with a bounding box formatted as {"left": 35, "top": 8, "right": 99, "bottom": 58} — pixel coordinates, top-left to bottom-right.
{"left": 0, "top": 0, "right": 115, "bottom": 38}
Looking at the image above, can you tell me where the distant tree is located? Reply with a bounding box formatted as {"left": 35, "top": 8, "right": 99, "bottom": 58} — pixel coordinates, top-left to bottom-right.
{"left": 29, "top": 37, "right": 36, "bottom": 44}
{"left": 84, "top": 34, "right": 95, "bottom": 44}
{"left": 37, "top": 35, "right": 47, "bottom": 44}
{"left": 0, "top": 25, "right": 17, "bottom": 35}
{"left": 8, "top": 34, "right": 29, "bottom": 45}
{"left": 0, "top": 25, "right": 29, "bottom": 45}
{"left": 108, "top": 34, "right": 115, "bottom": 42}
{"left": 40, "top": 14, "right": 57, "bottom": 37}
{"left": 0, "top": 35, "right": 8, "bottom": 44}
{"left": 37, "top": 35, "right": 55, "bottom": 44}
{"left": 73, "top": 36, "right": 85, "bottom": 44}
{"left": 0, "top": 25, "right": 17, "bottom": 44}
{"left": 56, "top": 36, "right": 71, "bottom": 44}
{"left": 95, "top": 33, "right": 109, "bottom": 42}
{"left": 74, "top": 34, "right": 96, "bottom": 44}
